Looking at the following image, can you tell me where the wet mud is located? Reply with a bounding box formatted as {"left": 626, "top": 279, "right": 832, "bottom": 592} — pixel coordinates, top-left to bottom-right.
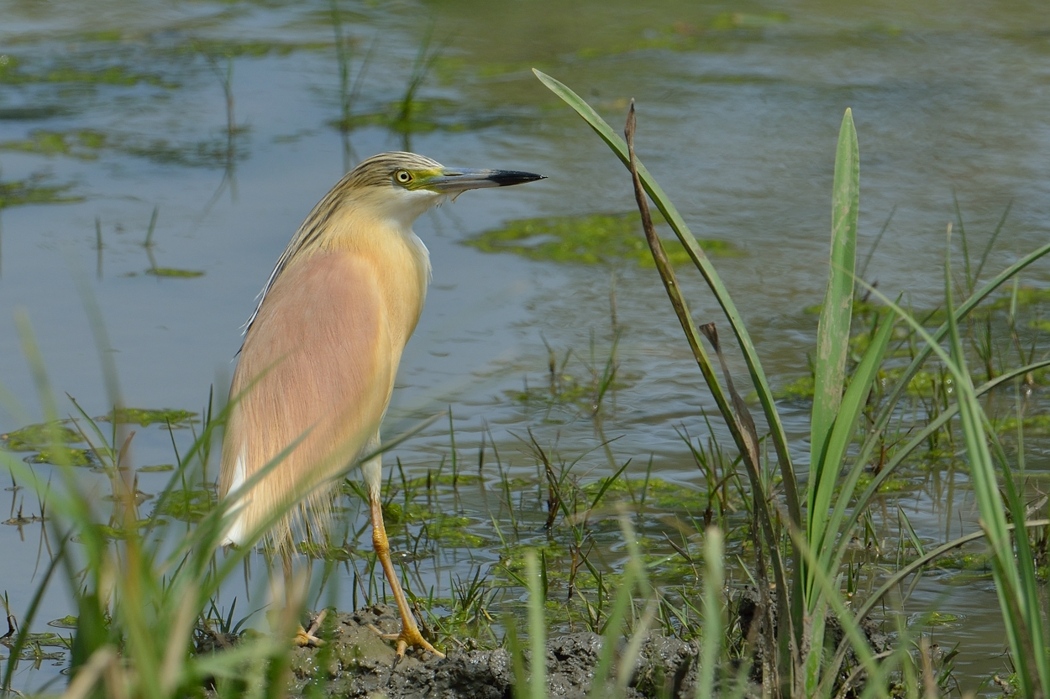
{"left": 283, "top": 605, "right": 703, "bottom": 698}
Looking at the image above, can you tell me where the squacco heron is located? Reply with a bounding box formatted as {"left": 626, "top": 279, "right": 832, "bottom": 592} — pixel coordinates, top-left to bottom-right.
{"left": 218, "top": 151, "right": 542, "bottom": 658}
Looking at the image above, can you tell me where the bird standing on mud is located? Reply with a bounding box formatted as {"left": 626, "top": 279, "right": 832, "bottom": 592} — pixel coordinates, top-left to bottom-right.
{"left": 218, "top": 151, "right": 543, "bottom": 657}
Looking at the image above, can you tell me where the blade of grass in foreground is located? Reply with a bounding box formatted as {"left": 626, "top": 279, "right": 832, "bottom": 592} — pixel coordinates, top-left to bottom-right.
{"left": 697, "top": 527, "right": 724, "bottom": 698}
{"left": 808, "top": 108, "right": 858, "bottom": 530}
{"left": 520, "top": 550, "right": 547, "bottom": 699}
{"left": 802, "top": 110, "right": 859, "bottom": 693}
{"left": 7, "top": 313, "right": 303, "bottom": 697}
{"left": 586, "top": 515, "right": 647, "bottom": 698}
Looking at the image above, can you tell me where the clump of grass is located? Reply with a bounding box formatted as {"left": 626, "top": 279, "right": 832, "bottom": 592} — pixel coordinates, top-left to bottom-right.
{"left": 0, "top": 316, "right": 299, "bottom": 698}
{"left": 536, "top": 68, "right": 1050, "bottom": 697}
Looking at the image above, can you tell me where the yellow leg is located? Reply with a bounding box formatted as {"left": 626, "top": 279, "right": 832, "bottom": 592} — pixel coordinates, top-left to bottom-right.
{"left": 369, "top": 496, "right": 445, "bottom": 658}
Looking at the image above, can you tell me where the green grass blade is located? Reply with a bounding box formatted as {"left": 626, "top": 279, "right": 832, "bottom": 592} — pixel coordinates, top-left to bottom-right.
{"left": 867, "top": 240, "right": 1050, "bottom": 448}
{"left": 809, "top": 109, "right": 858, "bottom": 507}
{"left": 834, "top": 354, "right": 1050, "bottom": 575}
{"left": 859, "top": 242, "right": 1049, "bottom": 696}
{"left": 697, "top": 527, "right": 725, "bottom": 698}
{"left": 943, "top": 248, "right": 1049, "bottom": 695}
{"left": 789, "top": 523, "right": 891, "bottom": 699}
{"left": 814, "top": 310, "right": 895, "bottom": 574}
{"left": 537, "top": 75, "right": 806, "bottom": 683}
{"left": 609, "top": 517, "right": 653, "bottom": 697}
{"left": 988, "top": 417, "right": 1050, "bottom": 691}
{"left": 525, "top": 550, "right": 547, "bottom": 699}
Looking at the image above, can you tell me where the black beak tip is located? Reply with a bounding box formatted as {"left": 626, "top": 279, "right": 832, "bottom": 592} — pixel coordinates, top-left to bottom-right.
{"left": 490, "top": 170, "right": 546, "bottom": 187}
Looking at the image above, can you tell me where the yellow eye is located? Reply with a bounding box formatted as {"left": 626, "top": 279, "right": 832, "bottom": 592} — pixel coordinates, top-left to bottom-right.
{"left": 394, "top": 170, "right": 412, "bottom": 184}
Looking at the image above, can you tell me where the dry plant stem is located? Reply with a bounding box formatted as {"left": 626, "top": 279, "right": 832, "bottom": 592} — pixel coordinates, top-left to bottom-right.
{"left": 919, "top": 638, "right": 938, "bottom": 699}
{"left": 623, "top": 101, "right": 797, "bottom": 683}
{"left": 697, "top": 323, "right": 759, "bottom": 472}
{"left": 369, "top": 496, "right": 445, "bottom": 658}
{"left": 700, "top": 321, "right": 780, "bottom": 687}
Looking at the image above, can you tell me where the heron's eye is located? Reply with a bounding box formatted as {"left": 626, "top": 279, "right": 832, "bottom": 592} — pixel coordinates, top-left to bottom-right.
{"left": 394, "top": 170, "right": 413, "bottom": 185}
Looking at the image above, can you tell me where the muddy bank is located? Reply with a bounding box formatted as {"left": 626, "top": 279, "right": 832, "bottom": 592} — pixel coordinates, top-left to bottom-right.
{"left": 282, "top": 605, "right": 703, "bottom": 698}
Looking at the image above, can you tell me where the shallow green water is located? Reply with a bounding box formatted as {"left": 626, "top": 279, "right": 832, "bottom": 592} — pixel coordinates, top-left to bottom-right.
{"left": 1, "top": 0, "right": 1049, "bottom": 693}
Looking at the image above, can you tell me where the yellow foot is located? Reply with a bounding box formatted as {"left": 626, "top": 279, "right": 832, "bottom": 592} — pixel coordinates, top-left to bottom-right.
{"left": 293, "top": 609, "right": 328, "bottom": 647}
{"left": 368, "top": 622, "right": 444, "bottom": 659}
{"left": 393, "top": 624, "right": 445, "bottom": 659}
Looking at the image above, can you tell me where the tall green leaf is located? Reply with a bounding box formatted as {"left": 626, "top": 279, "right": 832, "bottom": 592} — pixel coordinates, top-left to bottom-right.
{"left": 805, "top": 108, "right": 860, "bottom": 601}
{"left": 809, "top": 109, "right": 859, "bottom": 498}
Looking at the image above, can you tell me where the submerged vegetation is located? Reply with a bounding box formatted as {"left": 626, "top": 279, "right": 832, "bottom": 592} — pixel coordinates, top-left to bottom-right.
{"left": 0, "top": 176, "right": 81, "bottom": 209}
{"left": 465, "top": 211, "right": 740, "bottom": 267}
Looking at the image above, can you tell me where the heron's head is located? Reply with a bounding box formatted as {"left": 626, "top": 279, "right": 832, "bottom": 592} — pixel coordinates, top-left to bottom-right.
{"left": 337, "top": 151, "right": 544, "bottom": 227}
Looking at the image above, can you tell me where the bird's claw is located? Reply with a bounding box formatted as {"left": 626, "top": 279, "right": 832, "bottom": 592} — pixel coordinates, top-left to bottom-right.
{"left": 367, "top": 622, "right": 444, "bottom": 659}
{"left": 294, "top": 609, "right": 328, "bottom": 647}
